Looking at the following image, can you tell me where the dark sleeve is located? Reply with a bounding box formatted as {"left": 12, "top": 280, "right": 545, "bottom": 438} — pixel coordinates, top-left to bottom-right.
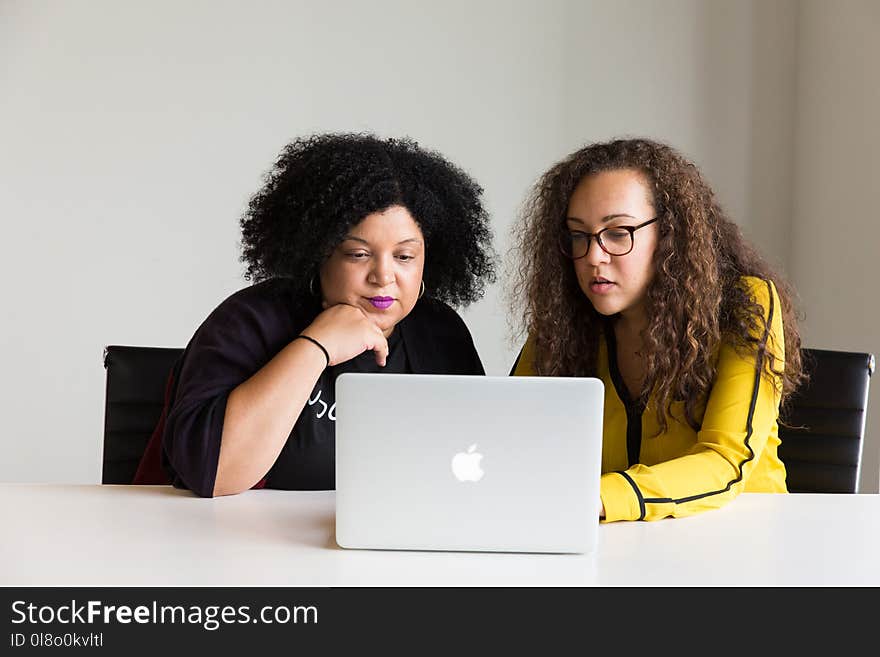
{"left": 427, "top": 300, "right": 485, "bottom": 375}
{"left": 161, "top": 285, "right": 296, "bottom": 497}
{"left": 459, "top": 315, "right": 485, "bottom": 375}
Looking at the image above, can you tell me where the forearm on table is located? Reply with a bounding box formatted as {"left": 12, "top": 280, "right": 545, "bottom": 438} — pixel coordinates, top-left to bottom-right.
{"left": 213, "top": 339, "right": 327, "bottom": 496}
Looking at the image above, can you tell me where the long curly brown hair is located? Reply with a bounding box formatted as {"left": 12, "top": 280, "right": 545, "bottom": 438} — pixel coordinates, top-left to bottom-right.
{"left": 509, "top": 137, "right": 805, "bottom": 433}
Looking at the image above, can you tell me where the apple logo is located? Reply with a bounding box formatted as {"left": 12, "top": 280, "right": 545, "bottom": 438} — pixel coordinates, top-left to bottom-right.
{"left": 451, "top": 444, "right": 484, "bottom": 482}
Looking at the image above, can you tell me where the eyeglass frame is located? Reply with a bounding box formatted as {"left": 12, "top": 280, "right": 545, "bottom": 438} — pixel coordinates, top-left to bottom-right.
{"left": 559, "top": 216, "right": 659, "bottom": 259}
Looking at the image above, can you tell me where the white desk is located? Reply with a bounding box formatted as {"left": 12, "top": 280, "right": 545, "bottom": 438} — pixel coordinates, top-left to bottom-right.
{"left": 2, "top": 484, "right": 878, "bottom": 586}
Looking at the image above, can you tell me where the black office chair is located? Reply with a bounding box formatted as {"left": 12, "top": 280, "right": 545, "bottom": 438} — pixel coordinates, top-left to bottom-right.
{"left": 102, "top": 345, "right": 184, "bottom": 484}
{"left": 778, "top": 348, "right": 875, "bottom": 493}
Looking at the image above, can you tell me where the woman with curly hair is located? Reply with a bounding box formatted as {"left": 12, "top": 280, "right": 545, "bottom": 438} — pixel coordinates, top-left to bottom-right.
{"left": 140, "top": 133, "right": 495, "bottom": 497}
{"left": 509, "top": 137, "right": 804, "bottom": 522}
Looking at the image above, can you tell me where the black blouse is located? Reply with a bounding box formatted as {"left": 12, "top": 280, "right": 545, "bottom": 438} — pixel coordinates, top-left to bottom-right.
{"left": 161, "top": 279, "right": 484, "bottom": 496}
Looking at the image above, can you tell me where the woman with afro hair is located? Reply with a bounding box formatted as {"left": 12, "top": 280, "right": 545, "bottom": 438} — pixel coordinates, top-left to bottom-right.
{"left": 510, "top": 137, "right": 805, "bottom": 522}
{"left": 148, "top": 133, "right": 495, "bottom": 497}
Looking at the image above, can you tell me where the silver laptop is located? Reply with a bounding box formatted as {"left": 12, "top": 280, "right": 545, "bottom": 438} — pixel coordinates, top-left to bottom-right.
{"left": 334, "top": 373, "right": 604, "bottom": 554}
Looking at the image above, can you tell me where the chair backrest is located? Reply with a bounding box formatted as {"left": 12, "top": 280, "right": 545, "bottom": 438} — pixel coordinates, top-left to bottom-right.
{"left": 102, "top": 345, "right": 184, "bottom": 484}
{"left": 778, "top": 347, "right": 875, "bottom": 493}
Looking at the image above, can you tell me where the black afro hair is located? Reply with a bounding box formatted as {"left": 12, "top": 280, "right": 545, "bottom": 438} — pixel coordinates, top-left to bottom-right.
{"left": 239, "top": 132, "right": 496, "bottom": 308}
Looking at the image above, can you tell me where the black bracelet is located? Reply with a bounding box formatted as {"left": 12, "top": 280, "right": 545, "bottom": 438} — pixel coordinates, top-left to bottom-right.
{"left": 295, "top": 334, "right": 330, "bottom": 368}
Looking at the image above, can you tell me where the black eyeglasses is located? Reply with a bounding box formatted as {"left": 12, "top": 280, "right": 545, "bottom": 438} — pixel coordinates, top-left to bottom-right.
{"left": 559, "top": 217, "right": 658, "bottom": 259}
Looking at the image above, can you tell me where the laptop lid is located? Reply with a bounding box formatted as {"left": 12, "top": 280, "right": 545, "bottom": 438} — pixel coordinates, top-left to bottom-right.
{"left": 334, "top": 373, "right": 604, "bottom": 554}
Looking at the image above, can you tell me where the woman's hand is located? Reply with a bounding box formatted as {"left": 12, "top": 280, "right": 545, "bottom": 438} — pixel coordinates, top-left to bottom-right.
{"left": 300, "top": 303, "right": 390, "bottom": 367}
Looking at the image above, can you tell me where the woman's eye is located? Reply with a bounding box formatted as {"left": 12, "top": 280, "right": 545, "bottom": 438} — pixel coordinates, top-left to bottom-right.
{"left": 396, "top": 254, "right": 415, "bottom": 262}
{"left": 346, "top": 252, "right": 370, "bottom": 259}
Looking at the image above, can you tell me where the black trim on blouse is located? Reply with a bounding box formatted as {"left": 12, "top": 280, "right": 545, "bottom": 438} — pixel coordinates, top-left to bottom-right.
{"left": 604, "top": 325, "right": 646, "bottom": 468}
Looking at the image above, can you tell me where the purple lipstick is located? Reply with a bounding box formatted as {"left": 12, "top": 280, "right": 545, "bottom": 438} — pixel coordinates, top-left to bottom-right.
{"left": 369, "top": 296, "right": 394, "bottom": 310}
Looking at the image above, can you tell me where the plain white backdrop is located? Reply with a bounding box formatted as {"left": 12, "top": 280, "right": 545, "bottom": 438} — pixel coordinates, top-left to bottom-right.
{"left": 2, "top": 0, "right": 877, "bottom": 490}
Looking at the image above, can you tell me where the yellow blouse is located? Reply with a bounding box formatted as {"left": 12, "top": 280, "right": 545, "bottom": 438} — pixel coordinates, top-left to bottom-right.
{"left": 512, "top": 276, "right": 787, "bottom": 522}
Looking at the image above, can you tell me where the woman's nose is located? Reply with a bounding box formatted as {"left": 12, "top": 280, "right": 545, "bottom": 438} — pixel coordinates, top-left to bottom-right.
{"left": 369, "top": 258, "right": 395, "bottom": 286}
{"left": 585, "top": 237, "right": 610, "bottom": 265}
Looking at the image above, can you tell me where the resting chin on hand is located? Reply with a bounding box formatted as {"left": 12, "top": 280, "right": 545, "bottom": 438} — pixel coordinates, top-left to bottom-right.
{"left": 302, "top": 303, "right": 390, "bottom": 367}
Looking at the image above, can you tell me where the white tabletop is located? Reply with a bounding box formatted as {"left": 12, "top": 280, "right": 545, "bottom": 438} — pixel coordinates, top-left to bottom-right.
{"left": 2, "top": 484, "right": 878, "bottom": 586}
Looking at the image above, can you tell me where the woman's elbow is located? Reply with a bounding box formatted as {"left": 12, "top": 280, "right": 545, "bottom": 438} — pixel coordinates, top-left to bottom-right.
{"left": 211, "top": 479, "right": 244, "bottom": 497}
{"left": 211, "top": 468, "right": 261, "bottom": 497}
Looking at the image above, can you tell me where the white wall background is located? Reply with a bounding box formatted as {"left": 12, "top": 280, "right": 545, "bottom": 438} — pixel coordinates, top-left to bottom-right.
{"left": 1, "top": 0, "right": 877, "bottom": 491}
{"left": 790, "top": 0, "right": 880, "bottom": 492}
